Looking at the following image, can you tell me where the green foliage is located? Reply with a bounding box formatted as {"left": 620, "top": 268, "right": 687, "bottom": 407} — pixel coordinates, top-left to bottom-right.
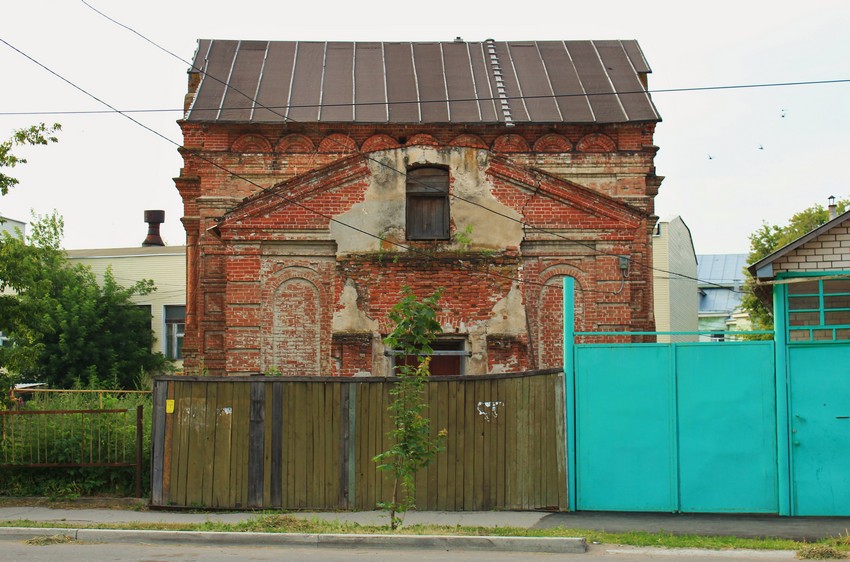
{"left": 374, "top": 287, "right": 447, "bottom": 530}
{"left": 0, "top": 123, "right": 61, "bottom": 196}
{"left": 742, "top": 197, "right": 849, "bottom": 332}
{"left": 0, "top": 212, "right": 171, "bottom": 389}
{"left": 0, "top": 391, "right": 152, "bottom": 498}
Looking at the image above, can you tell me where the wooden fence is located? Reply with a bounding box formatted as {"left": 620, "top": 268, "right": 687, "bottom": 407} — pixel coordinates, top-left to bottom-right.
{"left": 151, "top": 370, "right": 567, "bottom": 511}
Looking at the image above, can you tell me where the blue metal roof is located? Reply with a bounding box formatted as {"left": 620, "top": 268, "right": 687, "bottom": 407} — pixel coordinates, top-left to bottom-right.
{"left": 696, "top": 254, "right": 747, "bottom": 288}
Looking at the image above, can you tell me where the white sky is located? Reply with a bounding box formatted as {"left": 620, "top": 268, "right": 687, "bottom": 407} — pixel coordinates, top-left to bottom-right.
{"left": 2, "top": 0, "right": 849, "bottom": 255}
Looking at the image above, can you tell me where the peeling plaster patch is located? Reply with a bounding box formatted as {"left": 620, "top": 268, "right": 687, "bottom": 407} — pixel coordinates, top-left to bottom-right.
{"left": 488, "top": 283, "right": 527, "bottom": 335}
{"left": 332, "top": 279, "right": 378, "bottom": 333}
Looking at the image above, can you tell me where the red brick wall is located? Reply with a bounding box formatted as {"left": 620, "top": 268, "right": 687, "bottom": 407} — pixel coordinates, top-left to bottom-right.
{"left": 176, "top": 122, "right": 660, "bottom": 376}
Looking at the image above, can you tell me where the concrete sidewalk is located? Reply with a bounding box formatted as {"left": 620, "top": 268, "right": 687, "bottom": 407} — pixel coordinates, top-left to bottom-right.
{"left": 0, "top": 505, "right": 848, "bottom": 541}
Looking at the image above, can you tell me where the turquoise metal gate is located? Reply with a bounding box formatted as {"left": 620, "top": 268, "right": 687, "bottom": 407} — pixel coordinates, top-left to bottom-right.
{"left": 788, "top": 344, "right": 850, "bottom": 515}
{"left": 571, "top": 341, "right": 778, "bottom": 513}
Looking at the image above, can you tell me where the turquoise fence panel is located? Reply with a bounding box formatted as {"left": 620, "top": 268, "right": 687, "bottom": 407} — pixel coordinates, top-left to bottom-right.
{"left": 789, "top": 344, "right": 850, "bottom": 515}
{"left": 574, "top": 344, "right": 676, "bottom": 511}
{"left": 676, "top": 343, "right": 778, "bottom": 513}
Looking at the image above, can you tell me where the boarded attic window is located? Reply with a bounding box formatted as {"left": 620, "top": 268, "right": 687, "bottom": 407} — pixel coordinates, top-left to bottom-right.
{"left": 406, "top": 166, "right": 450, "bottom": 240}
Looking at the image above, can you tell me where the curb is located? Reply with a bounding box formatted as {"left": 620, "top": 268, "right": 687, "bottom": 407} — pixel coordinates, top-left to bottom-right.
{"left": 0, "top": 527, "right": 587, "bottom": 553}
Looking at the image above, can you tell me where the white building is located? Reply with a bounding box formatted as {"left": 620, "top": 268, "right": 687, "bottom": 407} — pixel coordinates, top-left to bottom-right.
{"left": 652, "top": 217, "right": 698, "bottom": 342}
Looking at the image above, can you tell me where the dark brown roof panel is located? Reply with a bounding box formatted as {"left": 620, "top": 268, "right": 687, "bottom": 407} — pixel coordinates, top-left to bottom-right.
{"left": 413, "top": 43, "right": 450, "bottom": 123}
{"left": 353, "top": 43, "right": 387, "bottom": 122}
{"left": 564, "top": 41, "right": 626, "bottom": 123}
{"left": 320, "top": 42, "right": 355, "bottom": 122}
{"left": 442, "top": 42, "right": 481, "bottom": 122}
{"left": 596, "top": 41, "right": 660, "bottom": 122}
{"left": 287, "top": 42, "right": 324, "bottom": 122}
{"left": 185, "top": 39, "right": 659, "bottom": 125}
{"left": 468, "top": 43, "right": 500, "bottom": 122}
{"left": 189, "top": 40, "right": 238, "bottom": 121}
{"left": 384, "top": 43, "right": 420, "bottom": 123}
{"left": 537, "top": 42, "right": 595, "bottom": 123}
{"left": 506, "top": 42, "right": 563, "bottom": 122}
{"left": 218, "top": 41, "right": 266, "bottom": 122}
{"left": 252, "top": 42, "right": 297, "bottom": 122}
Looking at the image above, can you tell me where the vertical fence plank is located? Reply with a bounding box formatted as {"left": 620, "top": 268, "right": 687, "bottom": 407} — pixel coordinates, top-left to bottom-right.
{"left": 247, "top": 382, "right": 266, "bottom": 507}
{"left": 270, "top": 382, "right": 283, "bottom": 507}
{"left": 212, "top": 381, "right": 233, "bottom": 508}
{"left": 201, "top": 382, "right": 218, "bottom": 506}
{"left": 151, "top": 381, "right": 168, "bottom": 505}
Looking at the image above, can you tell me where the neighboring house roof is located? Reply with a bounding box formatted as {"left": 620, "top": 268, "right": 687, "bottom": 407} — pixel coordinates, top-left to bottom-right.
{"left": 65, "top": 246, "right": 186, "bottom": 259}
{"left": 748, "top": 209, "right": 850, "bottom": 279}
{"left": 186, "top": 39, "right": 661, "bottom": 125}
{"left": 696, "top": 254, "right": 747, "bottom": 316}
{"left": 697, "top": 254, "right": 747, "bottom": 288}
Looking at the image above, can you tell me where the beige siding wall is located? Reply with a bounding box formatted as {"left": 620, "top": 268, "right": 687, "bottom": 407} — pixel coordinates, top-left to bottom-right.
{"left": 774, "top": 218, "right": 850, "bottom": 274}
{"left": 653, "top": 218, "right": 698, "bottom": 342}
{"left": 66, "top": 247, "right": 186, "bottom": 366}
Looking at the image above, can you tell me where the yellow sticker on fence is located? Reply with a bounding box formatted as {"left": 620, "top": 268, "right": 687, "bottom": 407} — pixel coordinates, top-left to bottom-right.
{"left": 166, "top": 399, "right": 175, "bottom": 414}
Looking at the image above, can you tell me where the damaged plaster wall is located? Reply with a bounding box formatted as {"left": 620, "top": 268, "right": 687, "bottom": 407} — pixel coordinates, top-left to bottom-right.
{"left": 330, "top": 146, "right": 524, "bottom": 254}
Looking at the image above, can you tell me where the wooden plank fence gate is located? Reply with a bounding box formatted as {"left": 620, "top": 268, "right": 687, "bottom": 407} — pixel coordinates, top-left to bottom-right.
{"left": 150, "top": 370, "right": 567, "bottom": 510}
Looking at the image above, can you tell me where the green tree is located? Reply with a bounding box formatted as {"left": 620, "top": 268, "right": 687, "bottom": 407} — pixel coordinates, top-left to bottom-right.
{"left": 374, "top": 287, "right": 447, "bottom": 529}
{"left": 742, "top": 197, "right": 849, "bottom": 331}
{"left": 0, "top": 212, "right": 171, "bottom": 389}
{"left": 0, "top": 123, "right": 61, "bottom": 196}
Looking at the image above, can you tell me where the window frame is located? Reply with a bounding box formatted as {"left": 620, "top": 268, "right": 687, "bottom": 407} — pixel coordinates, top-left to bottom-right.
{"left": 164, "top": 305, "right": 186, "bottom": 360}
{"left": 405, "top": 166, "right": 450, "bottom": 241}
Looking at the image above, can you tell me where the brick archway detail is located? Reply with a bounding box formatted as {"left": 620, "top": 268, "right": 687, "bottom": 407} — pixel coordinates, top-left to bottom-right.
{"left": 576, "top": 133, "right": 616, "bottom": 153}
{"left": 318, "top": 134, "right": 359, "bottom": 153}
{"left": 361, "top": 134, "right": 401, "bottom": 152}
{"left": 231, "top": 134, "right": 272, "bottom": 153}
{"left": 275, "top": 134, "right": 316, "bottom": 153}
{"left": 406, "top": 133, "right": 441, "bottom": 147}
{"left": 492, "top": 134, "right": 531, "bottom": 153}
{"left": 449, "top": 134, "right": 488, "bottom": 149}
{"left": 533, "top": 134, "right": 572, "bottom": 153}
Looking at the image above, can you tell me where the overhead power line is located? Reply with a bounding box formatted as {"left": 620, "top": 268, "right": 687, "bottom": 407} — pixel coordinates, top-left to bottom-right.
{"left": 5, "top": 3, "right": 748, "bottom": 294}
{"left": 2, "top": 77, "right": 849, "bottom": 117}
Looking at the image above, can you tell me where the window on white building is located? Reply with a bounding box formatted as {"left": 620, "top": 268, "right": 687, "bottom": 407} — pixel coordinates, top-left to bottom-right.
{"left": 165, "top": 305, "right": 186, "bottom": 360}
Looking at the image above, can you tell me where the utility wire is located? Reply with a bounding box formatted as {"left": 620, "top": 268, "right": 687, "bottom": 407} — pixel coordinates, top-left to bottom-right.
{"left": 2, "top": 37, "right": 622, "bottom": 296}
{"left": 3, "top": 77, "right": 848, "bottom": 116}
{"left": 10, "top": 5, "right": 748, "bottom": 293}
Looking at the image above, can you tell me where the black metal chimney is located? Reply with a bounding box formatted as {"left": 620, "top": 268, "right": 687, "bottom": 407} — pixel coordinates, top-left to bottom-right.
{"left": 142, "top": 210, "right": 165, "bottom": 247}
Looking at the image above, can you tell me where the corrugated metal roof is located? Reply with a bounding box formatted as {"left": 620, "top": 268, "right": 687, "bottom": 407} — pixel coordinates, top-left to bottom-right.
{"left": 186, "top": 39, "right": 660, "bottom": 125}
{"left": 699, "top": 288, "right": 744, "bottom": 315}
{"left": 696, "top": 254, "right": 748, "bottom": 287}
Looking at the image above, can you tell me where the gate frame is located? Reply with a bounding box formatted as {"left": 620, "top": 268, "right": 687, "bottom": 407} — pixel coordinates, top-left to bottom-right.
{"left": 562, "top": 277, "right": 794, "bottom": 515}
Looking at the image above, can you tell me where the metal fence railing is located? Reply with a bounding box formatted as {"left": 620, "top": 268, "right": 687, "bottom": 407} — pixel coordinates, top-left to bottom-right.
{"left": 0, "top": 405, "right": 144, "bottom": 498}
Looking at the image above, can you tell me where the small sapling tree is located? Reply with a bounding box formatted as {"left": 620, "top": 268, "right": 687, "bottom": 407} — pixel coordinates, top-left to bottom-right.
{"left": 374, "top": 286, "right": 447, "bottom": 529}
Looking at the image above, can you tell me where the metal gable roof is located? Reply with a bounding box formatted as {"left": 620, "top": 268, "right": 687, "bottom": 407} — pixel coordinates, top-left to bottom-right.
{"left": 185, "top": 39, "right": 660, "bottom": 125}
{"left": 748, "top": 209, "right": 850, "bottom": 279}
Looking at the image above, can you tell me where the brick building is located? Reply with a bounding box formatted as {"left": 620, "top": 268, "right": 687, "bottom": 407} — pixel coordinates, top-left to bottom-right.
{"left": 175, "top": 39, "right": 663, "bottom": 376}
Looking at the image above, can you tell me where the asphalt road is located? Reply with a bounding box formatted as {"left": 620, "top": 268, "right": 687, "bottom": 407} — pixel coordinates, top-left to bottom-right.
{"left": 0, "top": 540, "right": 798, "bottom": 561}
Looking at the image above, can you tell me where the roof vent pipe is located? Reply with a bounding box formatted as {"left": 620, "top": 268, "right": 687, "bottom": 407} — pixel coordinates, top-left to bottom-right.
{"left": 828, "top": 195, "right": 837, "bottom": 220}
{"left": 142, "top": 210, "right": 165, "bottom": 247}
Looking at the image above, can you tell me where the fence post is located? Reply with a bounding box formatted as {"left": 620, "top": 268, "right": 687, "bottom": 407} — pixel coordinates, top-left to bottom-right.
{"left": 562, "top": 276, "right": 577, "bottom": 511}
{"left": 136, "top": 405, "right": 143, "bottom": 499}
{"left": 773, "top": 283, "right": 791, "bottom": 516}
